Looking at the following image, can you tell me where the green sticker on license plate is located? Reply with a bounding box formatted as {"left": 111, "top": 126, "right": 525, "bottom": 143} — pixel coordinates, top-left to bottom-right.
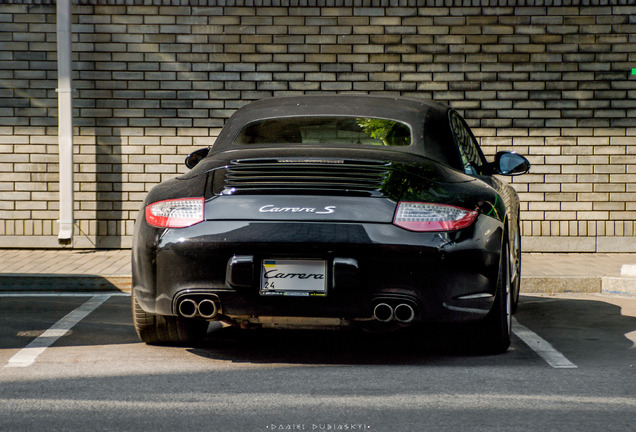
{"left": 260, "top": 259, "right": 327, "bottom": 297}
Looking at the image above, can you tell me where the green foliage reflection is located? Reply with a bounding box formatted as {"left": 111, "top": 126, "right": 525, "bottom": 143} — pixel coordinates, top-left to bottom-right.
{"left": 356, "top": 118, "right": 411, "bottom": 146}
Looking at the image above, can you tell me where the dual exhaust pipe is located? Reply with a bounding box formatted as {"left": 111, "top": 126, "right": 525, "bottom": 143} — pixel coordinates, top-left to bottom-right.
{"left": 178, "top": 298, "right": 219, "bottom": 319}
{"left": 373, "top": 302, "right": 416, "bottom": 324}
{"left": 179, "top": 296, "right": 414, "bottom": 323}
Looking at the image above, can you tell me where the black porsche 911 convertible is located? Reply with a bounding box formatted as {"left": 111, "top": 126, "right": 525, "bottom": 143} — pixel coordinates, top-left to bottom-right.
{"left": 132, "top": 95, "right": 530, "bottom": 353}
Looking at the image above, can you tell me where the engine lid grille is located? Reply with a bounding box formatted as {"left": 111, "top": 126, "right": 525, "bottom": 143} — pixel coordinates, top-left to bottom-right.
{"left": 217, "top": 158, "right": 391, "bottom": 196}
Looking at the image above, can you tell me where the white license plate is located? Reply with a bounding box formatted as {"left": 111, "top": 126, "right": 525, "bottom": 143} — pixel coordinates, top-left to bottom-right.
{"left": 260, "top": 259, "right": 327, "bottom": 297}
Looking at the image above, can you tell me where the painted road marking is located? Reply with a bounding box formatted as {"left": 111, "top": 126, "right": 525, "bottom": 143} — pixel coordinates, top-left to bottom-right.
{"left": 512, "top": 317, "right": 577, "bottom": 369}
{"left": 5, "top": 294, "right": 111, "bottom": 368}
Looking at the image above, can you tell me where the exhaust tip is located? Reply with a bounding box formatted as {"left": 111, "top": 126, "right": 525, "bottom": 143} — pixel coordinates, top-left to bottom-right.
{"left": 178, "top": 298, "right": 198, "bottom": 318}
{"left": 394, "top": 303, "right": 415, "bottom": 323}
{"left": 373, "top": 303, "right": 394, "bottom": 322}
{"left": 197, "top": 299, "right": 219, "bottom": 319}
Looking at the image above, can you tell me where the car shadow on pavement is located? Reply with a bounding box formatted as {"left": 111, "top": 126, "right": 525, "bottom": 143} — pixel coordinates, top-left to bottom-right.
{"left": 0, "top": 274, "right": 129, "bottom": 292}
{"left": 0, "top": 295, "right": 139, "bottom": 350}
{"left": 187, "top": 294, "right": 636, "bottom": 366}
{"left": 190, "top": 324, "right": 489, "bottom": 365}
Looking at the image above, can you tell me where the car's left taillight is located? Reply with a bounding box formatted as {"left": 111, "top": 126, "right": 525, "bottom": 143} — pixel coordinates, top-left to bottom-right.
{"left": 145, "top": 197, "right": 205, "bottom": 228}
{"left": 393, "top": 202, "right": 478, "bottom": 232}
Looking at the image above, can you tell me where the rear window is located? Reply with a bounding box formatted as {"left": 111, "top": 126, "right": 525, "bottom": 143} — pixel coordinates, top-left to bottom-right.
{"left": 233, "top": 117, "right": 412, "bottom": 147}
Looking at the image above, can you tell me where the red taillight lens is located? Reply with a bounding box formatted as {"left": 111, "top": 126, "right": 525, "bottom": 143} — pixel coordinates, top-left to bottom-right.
{"left": 145, "top": 197, "right": 204, "bottom": 228}
{"left": 393, "top": 202, "right": 478, "bottom": 232}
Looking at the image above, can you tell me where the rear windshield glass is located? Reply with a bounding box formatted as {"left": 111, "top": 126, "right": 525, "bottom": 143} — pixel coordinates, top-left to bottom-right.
{"left": 233, "top": 117, "right": 412, "bottom": 147}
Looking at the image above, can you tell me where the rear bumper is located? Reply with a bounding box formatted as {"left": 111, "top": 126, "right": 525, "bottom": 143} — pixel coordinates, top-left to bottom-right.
{"left": 132, "top": 216, "right": 503, "bottom": 326}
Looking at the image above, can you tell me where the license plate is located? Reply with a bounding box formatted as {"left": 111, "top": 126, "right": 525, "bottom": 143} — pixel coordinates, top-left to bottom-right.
{"left": 260, "top": 259, "right": 327, "bottom": 297}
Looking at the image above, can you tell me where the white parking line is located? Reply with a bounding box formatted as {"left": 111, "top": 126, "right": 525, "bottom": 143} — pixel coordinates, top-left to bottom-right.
{"left": 5, "top": 294, "right": 112, "bottom": 368}
{"left": 512, "top": 317, "right": 577, "bottom": 369}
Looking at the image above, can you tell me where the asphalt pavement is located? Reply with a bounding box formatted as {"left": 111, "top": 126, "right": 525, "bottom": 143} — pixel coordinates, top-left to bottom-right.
{"left": 0, "top": 249, "right": 635, "bottom": 296}
{"left": 1, "top": 292, "right": 635, "bottom": 431}
{"left": 1, "top": 249, "right": 635, "bottom": 431}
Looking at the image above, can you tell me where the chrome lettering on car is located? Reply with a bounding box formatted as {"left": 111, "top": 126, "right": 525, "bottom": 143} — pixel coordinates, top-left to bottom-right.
{"left": 263, "top": 269, "right": 324, "bottom": 280}
{"left": 316, "top": 206, "right": 336, "bottom": 214}
{"left": 258, "top": 205, "right": 336, "bottom": 215}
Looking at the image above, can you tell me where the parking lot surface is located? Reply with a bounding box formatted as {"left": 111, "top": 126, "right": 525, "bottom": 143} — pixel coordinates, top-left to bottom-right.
{"left": 1, "top": 290, "right": 635, "bottom": 432}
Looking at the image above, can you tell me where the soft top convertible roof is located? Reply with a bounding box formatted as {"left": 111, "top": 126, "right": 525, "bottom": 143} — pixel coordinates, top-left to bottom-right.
{"left": 211, "top": 95, "right": 461, "bottom": 169}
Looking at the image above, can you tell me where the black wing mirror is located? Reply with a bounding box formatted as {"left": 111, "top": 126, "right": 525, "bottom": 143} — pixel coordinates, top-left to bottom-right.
{"left": 492, "top": 151, "right": 530, "bottom": 176}
{"left": 185, "top": 148, "right": 210, "bottom": 169}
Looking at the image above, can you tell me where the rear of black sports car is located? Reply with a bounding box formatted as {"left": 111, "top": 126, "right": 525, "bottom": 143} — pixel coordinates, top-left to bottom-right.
{"left": 132, "top": 95, "right": 526, "bottom": 353}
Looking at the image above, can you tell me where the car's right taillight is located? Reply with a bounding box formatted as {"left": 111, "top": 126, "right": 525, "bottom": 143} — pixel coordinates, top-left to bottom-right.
{"left": 145, "top": 197, "right": 204, "bottom": 228}
{"left": 393, "top": 202, "right": 478, "bottom": 232}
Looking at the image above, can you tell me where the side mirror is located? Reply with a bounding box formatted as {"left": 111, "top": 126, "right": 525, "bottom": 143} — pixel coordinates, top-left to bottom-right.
{"left": 493, "top": 151, "right": 530, "bottom": 176}
{"left": 185, "top": 148, "right": 209, "bottom": 169}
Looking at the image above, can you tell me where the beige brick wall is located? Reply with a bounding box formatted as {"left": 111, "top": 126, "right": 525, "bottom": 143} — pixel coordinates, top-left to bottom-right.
{"left": 0, "top": 1, "right": 634, "bottom": 251}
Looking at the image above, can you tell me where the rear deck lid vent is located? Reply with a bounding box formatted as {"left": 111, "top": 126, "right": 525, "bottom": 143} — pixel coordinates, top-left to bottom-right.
{"left": 217, "top": 158, "right": 391, "bottom": 196}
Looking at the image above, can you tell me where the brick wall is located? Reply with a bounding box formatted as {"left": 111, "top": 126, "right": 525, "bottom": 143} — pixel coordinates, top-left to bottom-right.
{"left": 0, "top": 0, "right": 634, "bottom": 251}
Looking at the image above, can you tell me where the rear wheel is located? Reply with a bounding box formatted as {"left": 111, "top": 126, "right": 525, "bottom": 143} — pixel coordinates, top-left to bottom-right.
{"left": 132, "top": 291, "right": 208, "bottom": 346}
{"left": 511, "top": 222, "right": 522, "bottom": 314}
{"left": 480, "top": 241, "right": 512, "bottom": 354}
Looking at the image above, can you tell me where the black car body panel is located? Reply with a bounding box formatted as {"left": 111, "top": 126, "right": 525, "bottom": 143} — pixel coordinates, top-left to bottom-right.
{"left": 135, "top": 216, "right": 502, "bottom": 320}
{"left": 132, "top": 95, "right": 529, "bottom": 349}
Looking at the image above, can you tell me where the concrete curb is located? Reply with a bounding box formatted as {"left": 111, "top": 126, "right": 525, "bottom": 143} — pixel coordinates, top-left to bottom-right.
{"left": 601, "top": 277, "right": 636, "bottom": 297}
{"left": 0, "top": 274, "right": 131, "bottom": 293}
{"left": 521, "top": 277, "right": 601, "bottom": 294}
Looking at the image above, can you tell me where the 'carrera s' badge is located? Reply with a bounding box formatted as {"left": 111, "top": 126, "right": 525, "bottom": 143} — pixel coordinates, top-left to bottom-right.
{"left": 258, "top": 205, "right": 336, "bottom": 215}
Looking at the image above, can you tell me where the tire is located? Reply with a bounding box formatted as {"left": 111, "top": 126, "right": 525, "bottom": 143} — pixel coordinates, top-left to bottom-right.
{"left": 132, "top": 291, "right": 208, "bottom": 346}
{"left": 510, "top": 222, "right": 522, "bottom": 314}
{"left": 480, "top": 241, "right": 512, "bottom": 354}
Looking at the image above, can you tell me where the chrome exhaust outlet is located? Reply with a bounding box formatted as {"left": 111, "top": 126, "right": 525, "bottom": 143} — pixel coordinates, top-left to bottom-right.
{"left": 394, "top": 303, "right": 415, "bottom": 323}
{"left": 178, "top": 298, "right": 198, "bottom": 319}
{"left": 197, "top": 298, "right": 219, "bottom": 319}
{"left": 373, "top": 303, "right": 394, "bottom": 322}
